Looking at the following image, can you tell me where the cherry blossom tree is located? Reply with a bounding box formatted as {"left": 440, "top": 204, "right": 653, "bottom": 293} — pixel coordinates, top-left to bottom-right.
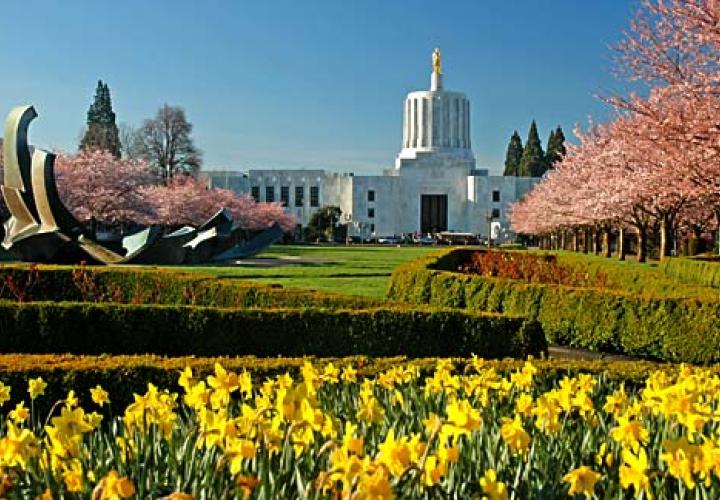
{"left": 140, "top": 175, "right": 295, "bottom": 231}
{"left": 511, "top": 0, "right": 720, "bottom": 260}
{"left": 55, "top": 149, "right": 156, "bottom": 226}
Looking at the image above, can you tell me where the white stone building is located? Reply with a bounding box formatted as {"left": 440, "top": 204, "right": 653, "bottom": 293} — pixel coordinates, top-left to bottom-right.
{"left": 207, "top": 50, "right": 539, "bottom": 241}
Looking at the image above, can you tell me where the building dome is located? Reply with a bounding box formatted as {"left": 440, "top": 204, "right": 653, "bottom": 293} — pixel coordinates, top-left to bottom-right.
{"left": 396, "top": 49, "right": 473, "bottom": 167}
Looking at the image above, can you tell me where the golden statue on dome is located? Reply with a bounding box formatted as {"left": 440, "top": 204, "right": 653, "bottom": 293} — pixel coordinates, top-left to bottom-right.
{"left": 432, "top": 48, "right": 442, "bottom": 74}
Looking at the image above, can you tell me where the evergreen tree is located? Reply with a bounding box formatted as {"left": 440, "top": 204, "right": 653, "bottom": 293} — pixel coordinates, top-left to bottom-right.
{"left": 80, "top": 80, "right": 121, "bottom": 158}
{"left": 503, "top": 131, "right": 524, "bottom": 176}
{"left": 519, "top": 120, "right": 545, "bottom": 177}
{"left": 545, "top": 125, "right": 567, "bottom": 170}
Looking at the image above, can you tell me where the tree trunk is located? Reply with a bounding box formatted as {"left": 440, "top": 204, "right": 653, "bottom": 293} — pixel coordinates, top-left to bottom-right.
{"left": 602, "top": 229, "right": 611, "bottom": 258}
{"left": 572, "top": 230, "right": 578, "bottom": 252}
{"left": 593, "top": 230, "right": 601, "bottom": 255}
{"left": 617, "top": 227, "right": 626, "bottom": 261}
{"left": 687, "top": 228, "right": 701, "bottom": 256}
{"left": 637, "top": 226, "right": 647, "bottom": 263}
{"left": 659, "top": 216, "right": 672, "bottom": 261}
{"left": 560, "top": 231, "right": 566, "bottom": 251}
{"left": 715, "top": 209, "right": 720, "bottom": 256}
{"left": 583, "top": 229, "right": 590, "bottom": 253}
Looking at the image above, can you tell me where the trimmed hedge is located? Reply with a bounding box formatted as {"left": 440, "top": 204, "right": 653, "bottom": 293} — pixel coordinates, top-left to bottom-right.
{"left": 552, "top": 252, "right": 714, "bottom": 297}
{"left": 388, "top": 249, "right": 720, "bottom": 364}
{"left": 0, "top": 264, "right": 380, "bottom": 308}
{"left": 430, "top": 249, "right": 713, "bottom": 298}
{"left": 0, "top": 301, "right": 546, "bottom": 359}
{"left": 0, "top": 354, "right": 674, "bottom": 413}
{"left": 660, "top": 256, "right": 720, "bottom": 289}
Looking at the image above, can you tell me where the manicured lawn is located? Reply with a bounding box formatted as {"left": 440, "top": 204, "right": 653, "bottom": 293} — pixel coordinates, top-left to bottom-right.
{"left": 177, "top": 244, "right": 442, "bottom": 297}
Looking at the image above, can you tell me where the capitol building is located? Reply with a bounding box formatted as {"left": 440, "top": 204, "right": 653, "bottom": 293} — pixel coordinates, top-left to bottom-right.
{"left": 207, "top": 50, "right": 539, "bottom": 240}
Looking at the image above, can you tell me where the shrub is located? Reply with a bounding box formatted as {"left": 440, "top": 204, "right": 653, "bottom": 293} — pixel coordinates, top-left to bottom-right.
{"left": 660, "top": 256, "right": 720, "bottom": 289}
{"left": 459, "top": 250, "right": 605, "bottom": 286}
{"left": 0, "top": 264, "right": 380, "bottom": 308}
{"left": 388, "top": 249, "right": 720, "bottom": 364}
{"left": 0, "top": 353, "right": 671, "bottom": 412}
{"left": 0, "top": 301, "right": 546, "bottom": 359}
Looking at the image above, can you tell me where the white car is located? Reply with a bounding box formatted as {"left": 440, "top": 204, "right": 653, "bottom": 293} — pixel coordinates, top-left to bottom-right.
{"left": 377, "top": 235, "right": 402, "bottom": 245}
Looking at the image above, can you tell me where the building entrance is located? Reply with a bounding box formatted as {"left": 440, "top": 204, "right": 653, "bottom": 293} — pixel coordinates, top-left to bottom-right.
{"left": 420, "top": 194, "right": 448, "bottom": 234}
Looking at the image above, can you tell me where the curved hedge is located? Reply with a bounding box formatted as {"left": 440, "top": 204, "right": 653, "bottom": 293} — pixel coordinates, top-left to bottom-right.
{"left": 660, "top": 257, "right": 720, "bottom": 289}
{"left": 388, "top": 249, "right": 720, "bottom": 364}
{"left": 0, "top": 264, "right": 380, "bottom": 308}
{"left": 0, "top": 354, "right": 670, "bottom": 413}
{"left": 0, "top": 301, "right": 546, "bottom": 359}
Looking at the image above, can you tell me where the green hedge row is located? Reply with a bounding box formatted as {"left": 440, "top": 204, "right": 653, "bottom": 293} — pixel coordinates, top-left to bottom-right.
{"left": 0, "top": 264, "right": 380, "bottom": 308}
{"left": 0, "top": 301, "right": 546, "bottom": 359}
{"left": 387, "top": 249, "right": 720, "bottom": 364}
{"left": 0, "top": 354, "right": 669, "bottom": 414}
{"left": 660, "top": 257, "right": 720, "bottom": 289}
{"left": 438, "top": 249, "right": 712, "bottom": 298}
{"left": 551, "top": 252, "right": 713, "bottom": 297}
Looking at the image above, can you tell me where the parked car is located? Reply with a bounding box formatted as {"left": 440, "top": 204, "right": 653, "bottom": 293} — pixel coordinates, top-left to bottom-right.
{"left": 377, "top": 235, "right": 402, "bottom": 245}
{"left": 436, "top": 232, "right": 481, "bottom": 245}
{"left": 412, "top": 234, "right": 435, "bottom": 245}
{"left": 418, "top": 236, "right": 435, "bottom": 245}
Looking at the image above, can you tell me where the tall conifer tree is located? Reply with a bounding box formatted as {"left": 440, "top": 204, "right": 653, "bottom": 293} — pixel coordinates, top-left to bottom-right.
{"left": 80, "top": 80, "right": 121, "bottom": 158}
{"left": 545, "top": 125, "right": 567, "bottom": 170}
{"left": 503, "top": 131, "right": 524, "bottom": 176}
{"left": 519, "top": 120, "right": 545, "bottom": 177}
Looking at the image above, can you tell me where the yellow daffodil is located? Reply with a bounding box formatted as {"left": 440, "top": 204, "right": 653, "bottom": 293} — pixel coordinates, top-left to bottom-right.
{"left": 178, "top": 367, "right": 194, "bottom": 391}
{"left": 341, "top": 365, "right": 358, "bottom": 383}
{"left": 0, "top": 422, "right": 39, "bottom": 469}
{"left": 562, "top": 465, "right": 601, "bottom": 498}
{"left": 661, "top": 436, "right": 702, "bottom": 490}
{"left": 65, "top": 390, "right": 79, "bottom": 408}
{"left": 90, "top": 385, "right": 110, "bottom": 407}
{"left": 0, "top": 382, "right": 11, "bottom": 407}
{"left": 619, "top": 447, "right": 651, "bottom": 498}
{"left": 9, "top": 401, "right": 29, "bottom": 424}
{"left": 28, "top": 377, "right": 47, "bottom": 400}
{"left": 62, "top": 459, "right": 84, "bottom": 492}
{"left": 610, "top": 413, "right": 649, "bottom": 452}
{"left": 500, "top": 415, "right": 531, "bottom": 456}
{"left": 93, "top": 470, "right": 136, "bottom": 499}
{"left": 480, "top": 469, "right": 508, "bottom": 500}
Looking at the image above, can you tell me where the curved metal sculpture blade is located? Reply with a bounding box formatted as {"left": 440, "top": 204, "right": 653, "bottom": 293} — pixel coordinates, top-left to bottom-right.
{"left": 2, "top": 106, "right": 40, "bottom": 248}
{"left": 32, "top": 149, "right": 83, "bottom": 239}
{"left": 211, "top": 223, "right": 284, "bottom": 261}
{"left": 2, "top": 106, "right": 93, "bottom": 262}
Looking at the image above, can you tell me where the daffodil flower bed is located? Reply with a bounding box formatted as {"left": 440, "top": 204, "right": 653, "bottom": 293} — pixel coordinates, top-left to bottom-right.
{"left": 0, "top": 359, "right": 719, "bottom": 498}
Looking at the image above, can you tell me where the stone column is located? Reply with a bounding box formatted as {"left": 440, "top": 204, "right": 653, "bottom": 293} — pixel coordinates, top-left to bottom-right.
{"left": 452, "top": 99, "right": 457, "bottom": 147}
{"left": 465, "top": 100, "right": 471, "bottom": 148}
{"left": 402, "top": 100, "right": 407, "bottom": 148}
{"left": 458, "top": 99, "right": 465, "bottom": 148}
{"left": 415, "top": 97, "right": 425, "bottom": 148}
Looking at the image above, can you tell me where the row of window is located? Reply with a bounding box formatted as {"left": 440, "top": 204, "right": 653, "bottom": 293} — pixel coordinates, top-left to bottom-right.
{"left": 369, "top": 189, "right": 499, "bottom": 203}
{"left": 365, "top": 208, "right": 501, "bottom": 220}
{"left": 250, "top": 187, "right": 500, "bottom": 213}
{"left": 251, "top": 186, "right": 320, "bottom": 207}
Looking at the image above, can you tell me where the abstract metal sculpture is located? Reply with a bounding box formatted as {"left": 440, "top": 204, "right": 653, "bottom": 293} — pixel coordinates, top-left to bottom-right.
{"left": 1, "top": 105, "right": 283, "bottom": 264}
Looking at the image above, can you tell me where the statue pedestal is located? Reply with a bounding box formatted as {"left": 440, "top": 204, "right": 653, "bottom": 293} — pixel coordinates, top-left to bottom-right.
{"left": 431, "top": 72, "right": 443, "bottom": 91}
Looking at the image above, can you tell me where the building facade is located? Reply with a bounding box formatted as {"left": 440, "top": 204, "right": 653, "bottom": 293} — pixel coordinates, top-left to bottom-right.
{"left": 207, "top": 50, "right": 540, "bottom": 241}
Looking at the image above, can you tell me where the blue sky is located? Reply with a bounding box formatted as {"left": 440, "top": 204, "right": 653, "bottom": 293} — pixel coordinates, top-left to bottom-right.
{"left": 0, "top": 1, "right": 636, "bottom": 175}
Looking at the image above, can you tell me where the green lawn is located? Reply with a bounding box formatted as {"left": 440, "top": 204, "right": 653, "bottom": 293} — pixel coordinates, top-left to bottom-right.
{"left": 176, "top": 245, "right": 441, "bottom": 297}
